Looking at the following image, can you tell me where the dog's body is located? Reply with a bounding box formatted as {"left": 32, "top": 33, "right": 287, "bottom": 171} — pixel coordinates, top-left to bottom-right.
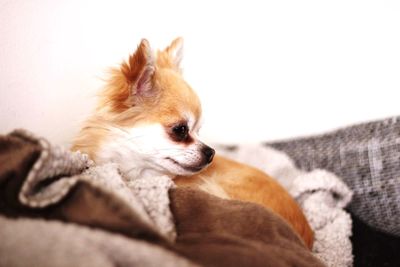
{"left": 72, "top": 38, "right": 314, "bottom": 249}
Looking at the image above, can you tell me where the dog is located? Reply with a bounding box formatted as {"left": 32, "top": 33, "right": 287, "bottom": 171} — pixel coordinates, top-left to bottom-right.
{"left": 72, "top": 38, "right": 314, "bottom": 249}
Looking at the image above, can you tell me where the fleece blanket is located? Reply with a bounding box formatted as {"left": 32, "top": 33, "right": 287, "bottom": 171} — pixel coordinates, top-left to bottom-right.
{"left": 268, "top": 116, "right": 400, "bottom": 237}
{"left": 266, "top": 116, "right": 400, "bottom": 267}
{"left": 0, "top": 129, "right": 324, "bottom": 267}
{"left": 218, "top": 145, "right": 353, "bottom": 267}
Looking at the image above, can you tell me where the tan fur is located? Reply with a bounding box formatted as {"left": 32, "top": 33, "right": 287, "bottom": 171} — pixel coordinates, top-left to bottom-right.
{"left": 174, "top": 156, "right": 314, "bottom": 249}
{"left": 72, "top": 38, "right": 314, "bottom": 249}
{"left": 198, "top": 176, "right": 231, "bottom": 200}
{"left": 72, "top": 39, "right": 201, "bottom": 159}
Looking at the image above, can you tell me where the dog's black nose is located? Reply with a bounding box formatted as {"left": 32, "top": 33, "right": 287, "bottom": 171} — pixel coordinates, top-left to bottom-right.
{"left": 202, "top": 146, "right": 215, "bottom": 164}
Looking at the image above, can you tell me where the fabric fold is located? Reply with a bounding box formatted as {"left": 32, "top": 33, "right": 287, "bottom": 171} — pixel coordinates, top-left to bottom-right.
{"left": 217, "top": 144, "right": 353, "bottom": 267}
{"left": 0, "top": 129, "right": 325, "bottom": 267}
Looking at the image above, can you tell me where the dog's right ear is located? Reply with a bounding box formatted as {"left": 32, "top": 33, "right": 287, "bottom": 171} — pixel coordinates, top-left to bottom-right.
{"left": 121, "top": 39, "right": 155, "bottom": 99}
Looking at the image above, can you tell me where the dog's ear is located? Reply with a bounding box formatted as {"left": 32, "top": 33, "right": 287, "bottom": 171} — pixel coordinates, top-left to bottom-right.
{"left": 158, "top": 37, "right": 184, "bottom": 72}
{"left": 166, "top": 37, "right": 184, "bottom": 71}
{"left": 121, "top": 39, "right": 155, "bottom": 98}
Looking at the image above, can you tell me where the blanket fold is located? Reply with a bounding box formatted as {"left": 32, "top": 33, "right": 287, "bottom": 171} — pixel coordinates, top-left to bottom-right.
{"left": 268, "top": 116, "right": 400, "bottom": 237}
{"left": 217, "top": 144, "right": 353, "bottom": 267}
{"left": 0, "top": 129, "right": 324, "bottom": 267}
{"left": 0, "top": 130, "right": 173, "bottom": 244}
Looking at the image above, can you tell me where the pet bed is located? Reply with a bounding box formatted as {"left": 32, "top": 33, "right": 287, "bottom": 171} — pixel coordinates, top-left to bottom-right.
{"left": 1, "top": 116, "right": 400, "bottom": 267}
{"left": 219, "top": 116, "right": 400, "bottom": 267}
{"left": 0, "top": 130, "right": 323, "bottom": 267}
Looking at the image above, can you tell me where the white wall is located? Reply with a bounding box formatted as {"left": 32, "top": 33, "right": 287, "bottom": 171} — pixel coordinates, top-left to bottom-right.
{"left": 1, "top": 0, "right": 399, "bottom": 146}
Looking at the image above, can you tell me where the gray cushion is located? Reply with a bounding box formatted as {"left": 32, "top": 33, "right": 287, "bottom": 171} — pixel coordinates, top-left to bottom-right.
{"left": 268, "top": 116, "right": 400, "bottom": 236}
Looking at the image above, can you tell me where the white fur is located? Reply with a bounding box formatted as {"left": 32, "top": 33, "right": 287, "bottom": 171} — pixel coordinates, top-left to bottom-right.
{"left": 96, "top": 118, "right": 207, "bottom": 180}
{"left": 169, "top": 38, "right": 184, "bottom": 70}
{"left": 186, "top": 111, "right": 202, "bottom": 135}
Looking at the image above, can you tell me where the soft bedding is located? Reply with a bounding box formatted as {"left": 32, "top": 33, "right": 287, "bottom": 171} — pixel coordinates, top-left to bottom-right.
{"left": 0, "top": 129, "right": 324, "bottom": 267}
{"left": 267, "top": 116, "right": 400, "bottom": 267}
{"left": 218, "top": 145, "right": 353, "bottom": 267}
{"left": 2, "top": 116, "right": 399, "bottom": 267}
{"left": 217, "top": 116, "right": 400, "bottom": 267}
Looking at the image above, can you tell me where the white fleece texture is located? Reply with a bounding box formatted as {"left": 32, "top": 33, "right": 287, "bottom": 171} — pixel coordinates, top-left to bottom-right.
{"left": 83, "top": 164, "right": 177, "bottom": 241}
{"left": 217, "top": 144, "right": 353, "bottom": 267}
{"left": 14, "top": 129, "right": 177, "bottom": 242}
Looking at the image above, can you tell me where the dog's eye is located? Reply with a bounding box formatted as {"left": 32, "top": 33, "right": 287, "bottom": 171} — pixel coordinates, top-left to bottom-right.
{"left": 172, "top": 124, "right": 189, "bottom": 141}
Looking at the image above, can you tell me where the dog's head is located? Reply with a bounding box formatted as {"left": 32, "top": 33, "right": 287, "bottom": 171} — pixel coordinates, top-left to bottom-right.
{"left": 73, "top": 38, "right": 214, "bottom": 177}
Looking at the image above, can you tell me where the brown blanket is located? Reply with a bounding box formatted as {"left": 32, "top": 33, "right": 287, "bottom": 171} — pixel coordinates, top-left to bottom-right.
{"left": 0, "top": 130, "right": 324, "bottom": 267}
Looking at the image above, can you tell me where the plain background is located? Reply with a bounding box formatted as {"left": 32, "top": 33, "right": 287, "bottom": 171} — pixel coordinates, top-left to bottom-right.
{"left": 1, "top": 0, "right": 399, "bottom": 146}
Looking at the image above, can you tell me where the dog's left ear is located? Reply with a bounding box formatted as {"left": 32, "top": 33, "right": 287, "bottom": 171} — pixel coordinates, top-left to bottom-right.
{"left": 159, "top": 37, "right": 184, "bottom": 72}
{"left": 122, "top": 39, "right": 155, "bottom": 98}
{"left": 103, "top": 39, "right": 157, "bottom": 112}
